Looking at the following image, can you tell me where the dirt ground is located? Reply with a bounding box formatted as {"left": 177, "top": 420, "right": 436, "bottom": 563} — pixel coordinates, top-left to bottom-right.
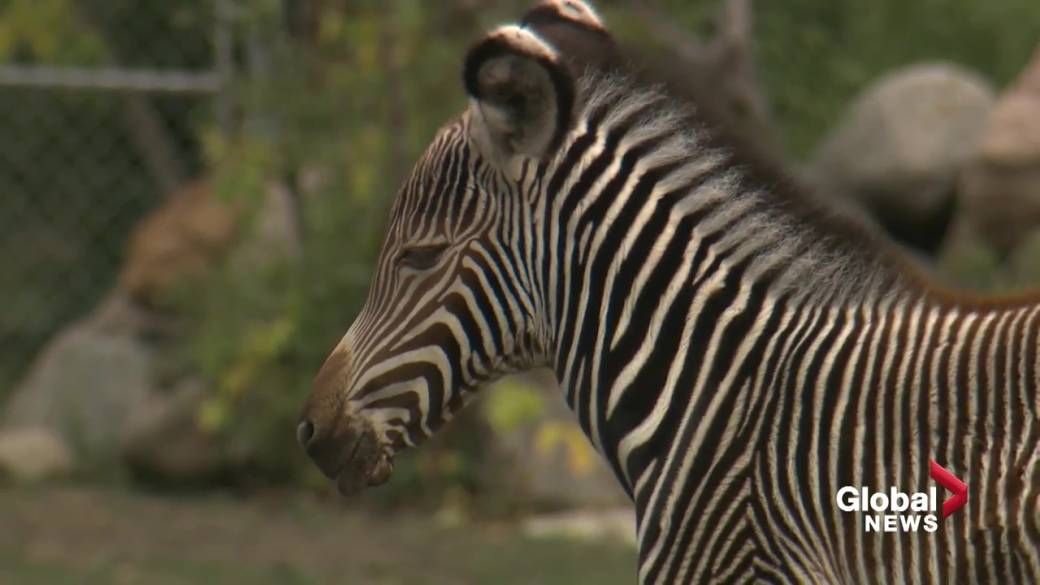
{"left": 0, "top": 485, "right": 636, "bottom": 585}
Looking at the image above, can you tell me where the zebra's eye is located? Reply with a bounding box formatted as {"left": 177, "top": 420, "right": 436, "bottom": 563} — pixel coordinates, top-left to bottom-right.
{"left": 397, "top": 244, "right": 447, "bottom": 270}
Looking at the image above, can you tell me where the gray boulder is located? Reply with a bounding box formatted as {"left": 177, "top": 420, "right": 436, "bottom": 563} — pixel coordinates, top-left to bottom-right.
{"left": 0, "top": 426, "right": 73, "bottom": 482}
{"left": 807, "top": 63, "right": 996, "bottom": 254}
{"left": 121, "top": 378, "right": 225, "bottom": 484}
{"left": 2, "top": 293, "right": 156, "bottom": 461}
{"left": 957, "top": 45, "right": 1040, "bottom": 255}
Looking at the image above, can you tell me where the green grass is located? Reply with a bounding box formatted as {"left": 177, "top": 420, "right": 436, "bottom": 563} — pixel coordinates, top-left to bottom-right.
{"left": 0, "top": 535, "right": 636, "bottom": 585}
{"left": 0, "top": 554, "right": 316, "bottom": 585}
{"left": 0, "top": 486, "right": 637, "bottom": 585}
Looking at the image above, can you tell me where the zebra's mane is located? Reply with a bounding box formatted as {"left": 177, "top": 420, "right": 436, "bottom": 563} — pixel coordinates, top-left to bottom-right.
{"left": 570, "top": 70, "right": 918, "bottom": 309}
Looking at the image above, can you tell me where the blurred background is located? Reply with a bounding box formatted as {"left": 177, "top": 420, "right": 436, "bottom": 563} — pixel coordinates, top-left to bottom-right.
{"left": 0, "top": 0, "right": 1037, "bottom": 583}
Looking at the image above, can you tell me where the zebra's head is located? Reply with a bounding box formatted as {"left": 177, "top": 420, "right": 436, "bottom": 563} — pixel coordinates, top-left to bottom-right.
{"left": 297, "top": 1, "right": 606, "bottom": 495}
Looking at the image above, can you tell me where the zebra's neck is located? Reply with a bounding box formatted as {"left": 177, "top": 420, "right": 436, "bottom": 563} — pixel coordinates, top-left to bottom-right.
{"left": 529, "top": 72, "right": 1040, "bottom": 499}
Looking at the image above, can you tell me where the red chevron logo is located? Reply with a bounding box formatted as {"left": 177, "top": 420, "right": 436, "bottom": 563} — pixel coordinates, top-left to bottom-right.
{"left": 930, "top": 460, "right": 968, "bottom": 518}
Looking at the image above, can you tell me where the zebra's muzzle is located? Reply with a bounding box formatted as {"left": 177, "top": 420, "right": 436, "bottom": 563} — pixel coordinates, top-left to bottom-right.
{"left": 298, "top": 347, "right": 396, "bottom": 495}
{"left": 297, "top": 412, "right": 394, "bottom": 496}
{"left": 333, "top": 428, "right": 394, "bottom": 496}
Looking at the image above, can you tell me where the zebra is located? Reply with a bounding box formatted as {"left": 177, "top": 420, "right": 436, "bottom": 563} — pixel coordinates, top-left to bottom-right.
{"left": 296, "top": 1, "right": 1040, "bottom": 582}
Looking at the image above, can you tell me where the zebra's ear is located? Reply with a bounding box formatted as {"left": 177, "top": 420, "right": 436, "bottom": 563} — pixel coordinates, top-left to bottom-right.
{"left": 522, "top": 0, "right": 607, "bottom": 34}
{"left": 521, "top": 0, "right": 620, "bottom": 76}
{"left": 463, "top": 25, "right": 575, "bottom": 171}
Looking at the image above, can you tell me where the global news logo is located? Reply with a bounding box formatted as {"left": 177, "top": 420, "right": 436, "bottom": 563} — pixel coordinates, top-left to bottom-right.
{"left": 835, "top": 460, "right": 968, "bottom": 533}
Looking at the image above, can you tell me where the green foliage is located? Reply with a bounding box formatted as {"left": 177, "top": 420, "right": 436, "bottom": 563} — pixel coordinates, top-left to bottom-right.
{"left": 1010, "top": 232, "right": 1040, "bottom": 287}
{"left": 630, "top": 0, "right": 1040, "bottom": 157}
{"left": 939, "top": 228, "right": 1040, "bottom": 293}
{"left": 178, "top": 243, "right": 373, "bottom": 481}
{"left": 0, "top": 0, "right": 106, "bottom": 64}
{"left": 484, "top": 378, "right": 599, "bottom": 479}
{"left": 178, "top": 1, "right": 489, "bottom": 484}
{"left": 937, "top": 232, "right": 1008, "bottom": 292}
{"left": 485, "top": 378, "right": 547, "bottom": 433}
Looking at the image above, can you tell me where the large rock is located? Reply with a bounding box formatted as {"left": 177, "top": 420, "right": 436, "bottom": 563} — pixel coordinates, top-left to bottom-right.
{"left": 122, "top": 378, "right": 225, "bottom": 485}
{"left": 120, "top": 180, "right": 239, "bottom": 308}
{"left": 956, "top": 45, "right": 1040, "bottom": 255}
{"left": 2, "top": 293, "right": 157, "bottom": 461}
{"left": 0, "top": 427, "right": 73, "bottom": 482}
{"left": 807, "top": 63, "right": 996, "bottom": 254}
{"left": 119, "top": 177, "right": 303, "bottom": 308}
{"left": 3, "top": 175, "right": 307, "bottom": 482}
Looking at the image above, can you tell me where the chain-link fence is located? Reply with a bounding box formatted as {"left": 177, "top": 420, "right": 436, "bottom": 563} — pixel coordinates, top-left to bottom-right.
{"left": 0, "top": 0, "right": 231, "bottom": 394}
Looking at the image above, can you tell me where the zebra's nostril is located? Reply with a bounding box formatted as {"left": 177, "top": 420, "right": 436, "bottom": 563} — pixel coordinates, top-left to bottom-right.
{"left": 297, "top": 419, "right": 316, "bottom": 449}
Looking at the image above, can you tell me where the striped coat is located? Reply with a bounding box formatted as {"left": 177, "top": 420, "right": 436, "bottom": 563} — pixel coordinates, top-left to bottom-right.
{"left": 297, "top": 2, "right": 1040, "bottom": 582}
